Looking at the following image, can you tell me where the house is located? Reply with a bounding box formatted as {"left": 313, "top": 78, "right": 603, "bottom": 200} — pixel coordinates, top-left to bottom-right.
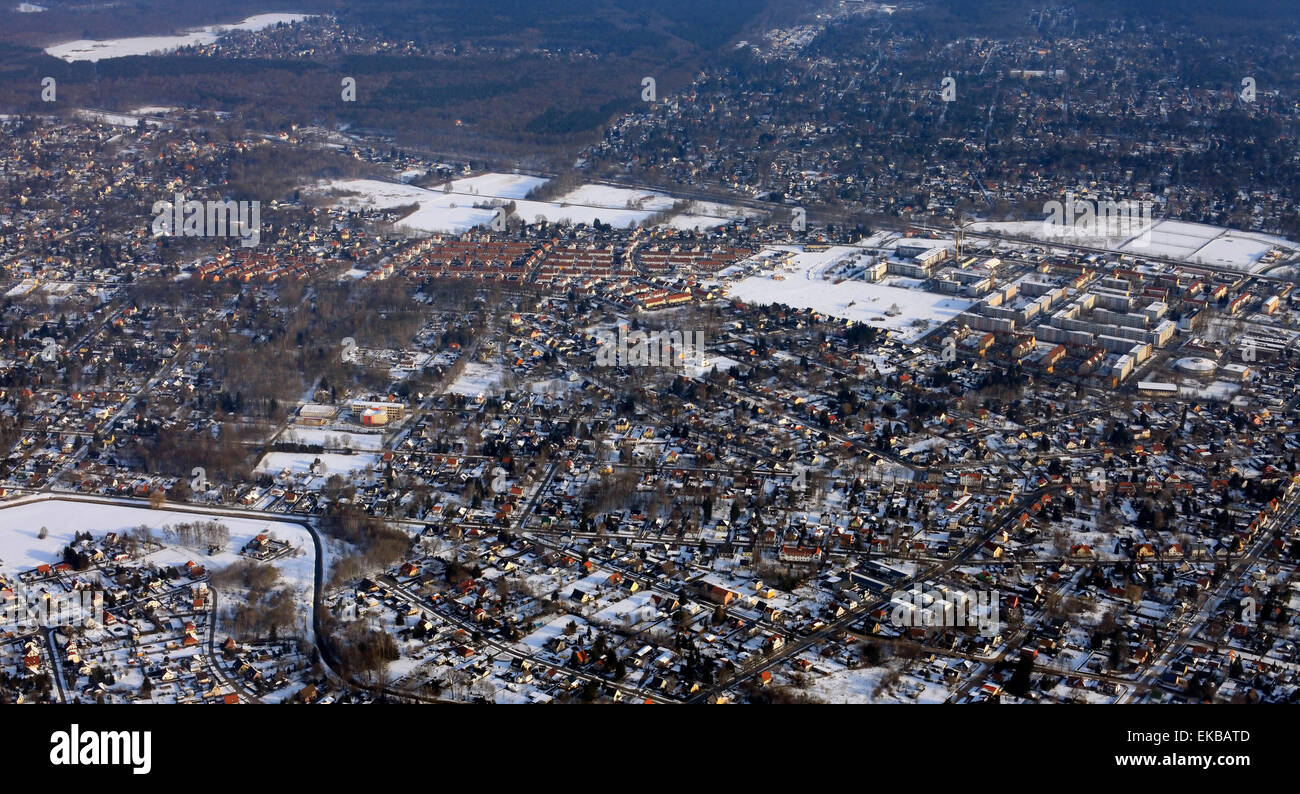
{"left": 778, "top": 545, "right": 823, "bottom": 564}
{"left": 701, "top": 584, "right": 736, "bottom": 606}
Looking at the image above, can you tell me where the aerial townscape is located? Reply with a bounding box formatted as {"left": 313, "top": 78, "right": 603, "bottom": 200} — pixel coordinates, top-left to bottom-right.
{"left": 0, "top": 0, "right": 1297, "bottom": 715}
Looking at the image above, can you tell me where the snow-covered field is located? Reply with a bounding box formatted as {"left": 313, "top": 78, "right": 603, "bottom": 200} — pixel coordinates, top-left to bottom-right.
{"left": 448, "top": 361, "right": 505, "bottom": 397}
{"left": 967, "top": 219, "right": 1145, "bottom": 250}
{"left": 1178, "top": 380, "right": 1240, "bottom": 401}
{"left": 725, "top": 246, "right": 973, "bottom": 342}
{"left": 278, "top": 427, "right": 386, "bottom": 451}
{"left": 970, "top": 218, "right": 1296, "bottom": 272}
{"left": 550, "top": 184, "right": 741, "bottom": 220}
{"left": 310, "top": 175, "right": 752, "bottom": 235}
{"left": 256, "top": 451, "right": 379, "bottom": 476}
{"left": 1179, "top": 232, "right": 1277, "bottom": 269}
{"left": 518, "top": 612, "right": 590, "bottom": 653}
{"left": 0, "top": 496, "right": 313, "bottom": 586}
{"left": 588, "top": 591, "right": 658, "bottom": 624}
{"left": 75, "top": 109, "right": 166, "bottom": 128}
{"left": 803, "top": 663, "right": 952, "bottom": 703}
{"left": 446, "top": 173, "right": 546, "bottom": 199}
{"left": 46, "top": 13, "right": 313, "bottom": 62}
{"left": 0, "top": 495, "right": 319, "bottom": 652}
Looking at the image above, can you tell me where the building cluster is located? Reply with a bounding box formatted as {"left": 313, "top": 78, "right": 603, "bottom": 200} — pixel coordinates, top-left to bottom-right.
{"left": 1, "top": 42, "right": 1299, "bottom": 702}
{"left": 584, "top": 5, "right": 1300, "bottom": 241}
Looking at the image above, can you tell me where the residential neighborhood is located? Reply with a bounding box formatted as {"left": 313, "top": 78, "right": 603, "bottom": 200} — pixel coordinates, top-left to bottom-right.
{"left": 0, "top": 0, "right": 1296, "bottom": 725}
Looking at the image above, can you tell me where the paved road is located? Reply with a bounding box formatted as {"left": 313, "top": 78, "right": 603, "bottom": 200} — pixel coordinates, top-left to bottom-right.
{"left": 685, "top": 484, "right": 1063, "bottom": 702}
{"left": 1128, "top": 494, "right": 1300, "bottom": 698}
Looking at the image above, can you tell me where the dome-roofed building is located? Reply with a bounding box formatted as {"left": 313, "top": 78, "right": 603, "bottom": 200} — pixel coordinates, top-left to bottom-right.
{"left": 1173, "top": 356, "right": 1217, "bottom": 376}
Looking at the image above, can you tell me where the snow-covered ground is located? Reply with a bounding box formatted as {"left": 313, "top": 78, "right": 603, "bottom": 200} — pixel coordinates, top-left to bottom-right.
{"left": 1180, "top": 231, "right": 1278, "bottom": 269}
{"left": 309, "top": 175, "right": 752, "bottom": 235}
{"left": 278, "top": 427, "right": 386, "bottom": 451}
{"left": 802, "top": 662, "right": 952, "bottom": 703}
{"left": 0, "top": 495, "right": 320, "bottom": 657}
{"left": 446, "top": 173, "right": 546, "bottom": 199}
{"left": 683, "top": 354, "right": 740, "bottom": 376}
{"left": 256, "top": 451, "right": 379, "bottom": 476}
{"left": 518, "top": 612, "right": 590, "bottom": 653}
{"left": 550, "top": 184, "right": 742, "bottom": 221}
{"left": 0, "top": 495, "right": 313, "bottom": 589}
{"left": 970, "top": 218, "right": 1297, "bottom": 272}
{"left": 132, "top": 105, "right": 179, "bottom": 115}
{"left": 75, "top": 109, "right": 166, "bottom": 128}
{"left": 1178, "top": 380, "right": 1240, "bottom": 401}
{"left": 46, "top": 13, "right": 313, "bottom": 62}
{"left": 587, "top": 591, "right": 658, "bottom": 624}
{"left": 724, "top": 245, "right": 973, "bottom": 342}
{"left": 447, "top": 361, "right": 505, "bottom": 397}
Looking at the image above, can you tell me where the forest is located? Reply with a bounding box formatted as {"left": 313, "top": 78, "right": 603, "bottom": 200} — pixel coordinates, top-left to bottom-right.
{"left": 0, "top": 0, "right": 783, "bottom": 160}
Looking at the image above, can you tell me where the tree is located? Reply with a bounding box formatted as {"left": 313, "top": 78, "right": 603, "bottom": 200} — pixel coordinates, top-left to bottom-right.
{"left": 1007, "top": 651, "right": 1034, "bottom": 696}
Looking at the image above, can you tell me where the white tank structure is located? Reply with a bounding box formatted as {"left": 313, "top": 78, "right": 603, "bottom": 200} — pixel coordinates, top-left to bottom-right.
{"left": 1173, "top": 357, "right": 1217, "bottom": 376}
